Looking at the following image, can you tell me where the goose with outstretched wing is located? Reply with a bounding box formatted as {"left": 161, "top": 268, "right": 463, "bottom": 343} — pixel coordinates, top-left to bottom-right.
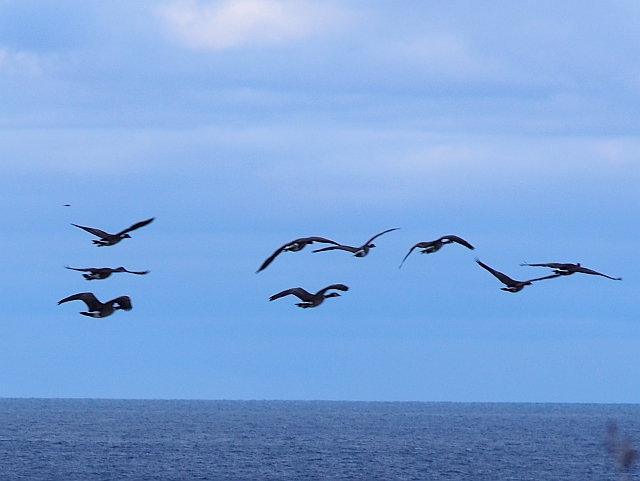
{"left": 65, "top": 266, "right": 149, "bottom": 280}
{"left": 476, "top": 259, "right": 560, "bottom": 293}
{"left": 72, "top": 217, "right": 154, "bottom": 246}
{"left": 520, "top": 262, "right": 621, "bottom": 280}
{"left": 313, "top": 228, "right": 399, "bottom": 258}
{"left": 58, "top": 292, "right": 132, "bottom": 317}
{"left": 269, "top": 284, "right": 349, "bottom": 308}
{"left": 399, "top": 235, "right": 474, "bottom": 268}
{"left": 256, "top": 236, "right": 339, "bottom": 272}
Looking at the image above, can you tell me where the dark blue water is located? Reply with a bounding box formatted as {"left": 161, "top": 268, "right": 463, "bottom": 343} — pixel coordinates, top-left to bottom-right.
{"left": 0, "top": 400, "right": 637, "bottom": 480}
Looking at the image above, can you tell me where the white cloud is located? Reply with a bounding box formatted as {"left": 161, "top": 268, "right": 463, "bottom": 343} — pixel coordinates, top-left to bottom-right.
{"left": 0, "top": 47, "right": 43, "bottom": 76}
{"left": 158, "top": 0, "right": 341, "bottom": 50}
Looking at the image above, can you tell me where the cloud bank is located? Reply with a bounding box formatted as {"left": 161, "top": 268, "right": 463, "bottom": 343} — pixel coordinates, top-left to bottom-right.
{"left": 159, "top": 0, "right": 341, "bottom": 50}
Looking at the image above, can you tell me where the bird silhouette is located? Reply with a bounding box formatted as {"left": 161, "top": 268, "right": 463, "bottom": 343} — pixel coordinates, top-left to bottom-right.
{"left": 313, "top": 228, "right": 399, "bottom": 257}
{"left": 256, "top": 236, "right": 339, "bottom": 273}
{"left": 476, "top": 259, "right": 559, "bottom": 292}
{"left": 399, "top": 235, "right": 474, "bottom": 268}
{"left": 269, "top": 284, "right": 349, "bottom": 308}
{"left": 65, "top": 266, "right": 149, "bottom": 280}
{"left": 520, "top": 262, "right": 621, "bottom": 280}
{"left": 58, "top": 292, "right": 132, "bottom": 318}
{"left": 72, "top": 217, "right": 154, "bottom": 246}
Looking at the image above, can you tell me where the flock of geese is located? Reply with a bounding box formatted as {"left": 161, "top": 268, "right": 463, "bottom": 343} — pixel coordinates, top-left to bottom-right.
{"left": 57, "top": 217, "right": 154, "bottom": 318}
{"left": 258, "top": 228, "right": 622, "bottom": 307}
{"left": 56, "top": 219, "right": 622, "bottom": 315}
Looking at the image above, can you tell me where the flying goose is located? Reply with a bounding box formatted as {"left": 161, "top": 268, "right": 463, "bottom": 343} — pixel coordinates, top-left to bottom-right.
{"left": 476, "top": 259, "right": 559, "bottom": 292}
{"left": 312, "top": 228, "right": 399, "bottom": 257}
{"left": 72, "top": 217, "right": 154, "bottom": 246}
{"left": 269, "top": 284, "right": 349, "bottom": 308}
{"left": 399, "top": 235, "right": 475, "bottom": 268}
{"left": 256, "top": 236, "right": 340, "bottom": 273}
{"left": 520, "top": 262, "right": 621, "bottom": 280}
{"left": 65, "top": 266, "right": 150, "bottom": 280}
{"left": 57, "top": 292, "right": 132, "bottom": 318}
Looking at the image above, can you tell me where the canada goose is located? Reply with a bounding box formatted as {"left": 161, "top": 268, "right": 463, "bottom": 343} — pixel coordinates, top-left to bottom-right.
{"left": 269, "top": 284, "right": 349, "bottom": 308}
{"left": 65, "top": 266, "right": 150, "bottom": 280}
{"left": 57, "top": 292, "right": 132, "bottom": 318}
{"left": 72, "top": 217, "right": 154, "bottom": 246}
{"left": 312, "top": 228, "right": 399, "bottom": 257}
{"left": 520, "top": 262, "right": 621, "bottom": 280}
{"left": 476, "top": 259, "right": 559, "bottom": 293}
{"left": 256, "top": 236, "right": 340, "bottom": 273}
{"left": 399, "top": 235, "right": 474, "bottom": 268}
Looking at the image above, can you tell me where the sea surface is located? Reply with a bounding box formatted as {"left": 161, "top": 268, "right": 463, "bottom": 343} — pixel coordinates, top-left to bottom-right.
{"left": 0, "top": 399, "right": 637, "bottom": 480}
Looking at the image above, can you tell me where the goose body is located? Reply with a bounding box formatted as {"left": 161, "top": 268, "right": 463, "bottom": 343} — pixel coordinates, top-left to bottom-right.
{"left": 257, "top": 236, "right": 339, "bottom": 272}
{"left": 313, "top": 228, "right": 399, "bottom": 258}
{"left": 58, "top": 292, "right": 132, "bottom": 318}
{"left": 476, "top": 259, "right": 559, "bottom": 293}
{"left": 269, "top": 284, "right": 349, "bottom": 308}
{"left": 72, "top": 217, "right": 154, "bottom": 246}
{"left": 399, "top": 235, "right": 474, "bottom": 268}
{"left": 65, "top": 266, "right": 149, "bottom": 280}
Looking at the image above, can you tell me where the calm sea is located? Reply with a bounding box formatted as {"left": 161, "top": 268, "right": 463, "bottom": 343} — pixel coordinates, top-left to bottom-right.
{"left": 0, "top": 400, "right": 637, "bottom": 480}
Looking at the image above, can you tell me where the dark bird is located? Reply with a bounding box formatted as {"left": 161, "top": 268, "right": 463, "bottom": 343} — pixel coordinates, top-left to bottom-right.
{"left": 65, "top": 266, "right": 150, "bottom": 280}
{"left": 57, "top": 292, "right": 132, "bottom": 318}
{"left": 313, "top": 228, "right": 399, "bottom": 257}
{"left": 72, "top": 217, "right": 154, "bottom": 246}
{"left": 256, "top": 236, "right": 340, "bottom": 273}
{"left": 399, "top": 235, "right": 475, "bottom": 268}
{"left": 63, "top": 204, "right": 70, "bottom": 207}
{"left": 269, "top": 284, "right": 349, "bottom": 308}
{"left": 476, "top": 259, "right": 559, "bottom": 293}
{"left": 520, "top": 262, "right": 621, "bottom": 280}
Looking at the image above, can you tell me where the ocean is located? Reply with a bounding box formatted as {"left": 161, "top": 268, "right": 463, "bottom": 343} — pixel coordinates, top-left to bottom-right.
{"left": 0, "top": 399, "right": 636, "bottom": 480}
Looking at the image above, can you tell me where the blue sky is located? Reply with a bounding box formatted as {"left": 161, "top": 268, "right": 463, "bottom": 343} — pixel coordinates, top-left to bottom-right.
{"left": 0, "top": 0, "right": 638, "bottom": 401}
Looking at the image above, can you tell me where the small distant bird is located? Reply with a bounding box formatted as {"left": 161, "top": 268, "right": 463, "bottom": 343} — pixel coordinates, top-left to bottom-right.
{"left": 65, "top": 266, "right": 150, "bottom": 280}
{"left": 269, "top": 284, "right": 349, "bottom": 308}
{"left": 399, "top": 235, "right": 475, "bottom": 268}
{"left": 72, "top": 217, "right": 154, "bottom": 246}
{"left": 520, "top": 262, "right": 621, "bottom": 280}
{"left": 63, "top": 204, "right": 70, "bottom": 207}
{"left": 313, "top": 228, "right": 399, "bottom": 257}
{"left": 57, "top": 292, "right": 132, "bottom": 318}
{"left": 476, "top": 259, "right": 559, "bottom": 292}
{"left": 606, "top": 421, "right": 638, "bottom": 479}
{"left": 256, "top": 236, "right": 340, "bottom": 273}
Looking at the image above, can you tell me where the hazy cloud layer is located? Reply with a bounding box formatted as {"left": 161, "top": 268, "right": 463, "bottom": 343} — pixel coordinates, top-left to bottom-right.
{"left": 158, "top": 0, "right": 343, "bottom": 49}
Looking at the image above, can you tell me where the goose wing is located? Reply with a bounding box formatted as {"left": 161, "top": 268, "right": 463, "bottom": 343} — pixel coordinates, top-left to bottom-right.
{"left": 526, "top": 274, "right": 562, "bottom": 283}
{"left": 269, "top": 287, "right": 313, "bottom": 302}
{"left": 256, "top": 243, "right": 291, "bottom": 273}
{"left": 520, "top": 262, "right": 570, "bottom": 269}
{"left": 122, "top": 268, "right": 150, "bottom": 275}
{"left": 316, "top": 284, "right": 349, "bottom": 296}
{"left": 111, "top": 296, "right": 133, "bottom": 310}
{"left": 440, "top": 235, "right": 475, "bottom": 250}
{"left": 398, "top": 242, "right": 430, "bottom": 268}
{"left": 116, "top": 217, "right": 155, "bottom": 236}
{"left": 58, "top": 292, "right": 103, "bottom": 311}
{"left": 476, "top": 259, "right": 518, "bottom": 287}
{"left": 72, "top": 224, "right": 110, "bottom": 239}
{"left": 312, "top": 244, "right": 360, "bottom": 254}
{"left": 573, "top": 266, "right": 622, "bottom": 280}
{"left": 303, "top": 236, "right": 340, "bottom": 245}
{"left": 64, "top": 266, "right": 94, "bottom": 272}
{"left": 364, "top": 228, "right": 400, "bottom": 245}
